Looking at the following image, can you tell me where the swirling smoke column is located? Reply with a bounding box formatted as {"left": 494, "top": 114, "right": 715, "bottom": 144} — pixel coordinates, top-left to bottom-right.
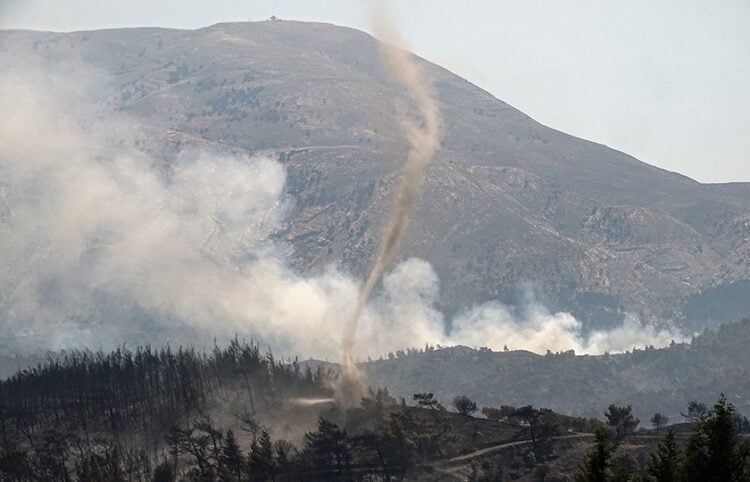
{"left": 336, "top": 3, "right": 442, "bottom": 407}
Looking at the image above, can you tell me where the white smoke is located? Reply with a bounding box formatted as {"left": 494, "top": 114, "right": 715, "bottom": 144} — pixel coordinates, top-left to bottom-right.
{"left": 0, "top": 64, "right": 687, "bottom": 360}
{"left": 449, "top": 296, "right": 684, "bottom": 355}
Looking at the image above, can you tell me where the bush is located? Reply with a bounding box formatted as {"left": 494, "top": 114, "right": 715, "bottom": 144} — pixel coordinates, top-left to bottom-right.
{"left": 452, "top": 395, "right": 478, "bottom": 416}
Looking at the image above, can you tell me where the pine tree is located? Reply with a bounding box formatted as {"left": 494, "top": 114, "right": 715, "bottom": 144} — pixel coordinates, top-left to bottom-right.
{"left": 682, "top": 394, "right": 746, "bottom": 482}
{"left": 249, "top": 430, "right": 275, "bottom": 481}
{"left": 604, "top": 404, "right": 639, "bottom": 439}
{"left": 302, "top": 418, "right": 352, "bottom": 480}
{"left": 575, "top": 425, "right": 616, "bottom": 482}
{"left": 647, "top": 429, "right": 681, "bottom": 482}
{"left": 220, "top": 429, "right": 245, "bottom": 481}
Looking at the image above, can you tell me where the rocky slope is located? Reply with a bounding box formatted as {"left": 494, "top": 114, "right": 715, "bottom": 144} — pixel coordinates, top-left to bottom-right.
{"left": 1, "top": 20, "right": 749, "bottom": 328}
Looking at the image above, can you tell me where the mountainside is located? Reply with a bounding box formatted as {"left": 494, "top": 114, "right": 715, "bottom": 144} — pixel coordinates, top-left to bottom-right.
{"left": 1, "top": 20, "right": 749, "bottom": 328}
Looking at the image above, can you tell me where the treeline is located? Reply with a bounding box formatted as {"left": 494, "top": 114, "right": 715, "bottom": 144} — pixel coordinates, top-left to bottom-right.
{"left": 0, "top": 338, "right": 331, "bottom": 480}
{"left": 2, "top": 339, "right": 749, "bottom": 481}
{"left": 576, "top": 394, "right": 750, "bottom": 482}
{"left": 0, "top": 335, "right": 600, "bottom": 482}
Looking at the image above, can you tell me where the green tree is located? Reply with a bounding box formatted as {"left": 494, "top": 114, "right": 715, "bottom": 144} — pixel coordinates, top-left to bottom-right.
{"left": 647, "top": 429, "right": 681, "bottom": 482}
{"left": 301, "top": 418, "right": 351, "bottom": 481}
{"left": 576, "top": 425, "right": 616, "bottom": 482}
{"left": 249, "top": 430, "right": 275, "bottom": 482}
{"left": 514, "top": 406, "right": 562, "bottom": 452}
{"left": 604, "top": 404, "right": 639, "bottom": 439}
{"left": 381, "top": 408, "right": 416, "bottom": 474}
{"left": 682, "top": 394, "right": 748, "bottom": 482}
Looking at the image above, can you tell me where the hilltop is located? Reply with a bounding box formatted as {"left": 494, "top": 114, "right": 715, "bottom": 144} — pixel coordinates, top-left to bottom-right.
{"left": 363, "top": 318, "right": 750, "bottom": 421}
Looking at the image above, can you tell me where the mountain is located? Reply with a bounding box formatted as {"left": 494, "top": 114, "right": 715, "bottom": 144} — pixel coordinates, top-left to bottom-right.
{"left": 1, "top": 19, "right": 749, "bottom": 329}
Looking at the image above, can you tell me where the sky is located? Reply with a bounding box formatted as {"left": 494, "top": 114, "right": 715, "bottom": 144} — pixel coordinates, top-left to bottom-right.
{"left": 1, "top": 0, "right": 748, "bottom": 183}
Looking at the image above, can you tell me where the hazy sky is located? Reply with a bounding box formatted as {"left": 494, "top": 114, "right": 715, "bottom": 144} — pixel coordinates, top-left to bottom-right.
{"left": 1, "top": 0, "right": 748, "bottom": 183}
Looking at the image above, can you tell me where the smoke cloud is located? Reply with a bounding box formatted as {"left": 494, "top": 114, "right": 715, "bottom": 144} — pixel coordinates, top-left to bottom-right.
{"left": 0, "top": 65, "right": 358, "bottom": 356}
{"left": 0, "top": 57, "right": 687, "bottom": 370}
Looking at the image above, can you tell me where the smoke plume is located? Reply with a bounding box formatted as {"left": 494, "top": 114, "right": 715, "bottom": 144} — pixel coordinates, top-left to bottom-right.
{"left": 336, "top": 1, "right": 443, "bottom": 408}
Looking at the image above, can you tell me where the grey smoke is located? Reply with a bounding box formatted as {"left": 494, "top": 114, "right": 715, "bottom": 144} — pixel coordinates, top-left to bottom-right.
{"left": 0, "top": 59, "right": 687, "bottom": 365}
